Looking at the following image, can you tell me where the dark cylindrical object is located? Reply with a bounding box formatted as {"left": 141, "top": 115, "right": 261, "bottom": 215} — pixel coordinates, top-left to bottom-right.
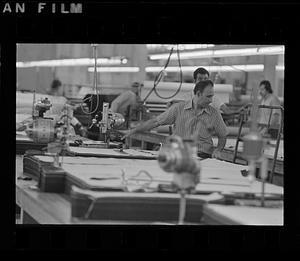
{"left": 242, "top": 131, "right": 264, "bottom": 161}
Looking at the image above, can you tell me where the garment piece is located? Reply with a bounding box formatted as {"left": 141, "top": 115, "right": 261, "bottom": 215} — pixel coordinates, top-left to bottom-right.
{"left": 257, "top": 94, "right": 282, "bottom": 125}
{"left": 155, "top": 100, "right": 227, "bottom": 154}
{"left": 110, "top": 90, "right": 138, "bottom": 117}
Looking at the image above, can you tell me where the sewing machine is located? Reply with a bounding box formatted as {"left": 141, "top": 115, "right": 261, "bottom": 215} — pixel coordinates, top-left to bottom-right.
{"left": 24, "top": 96, "right": 73, "bottom": 166}
{"left": 87, "top": 102, "right": 125, "bottom": 147}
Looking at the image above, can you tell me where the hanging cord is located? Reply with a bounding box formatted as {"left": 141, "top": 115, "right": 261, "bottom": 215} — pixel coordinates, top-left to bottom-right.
{"left": 80, "top": 44, "right": 100, "bottom": 115}
{"left": 153, "top": 45, "right": 183, "bottom": 99}
{"left": 143, "top": 45, "right": 183, "bottom": 103}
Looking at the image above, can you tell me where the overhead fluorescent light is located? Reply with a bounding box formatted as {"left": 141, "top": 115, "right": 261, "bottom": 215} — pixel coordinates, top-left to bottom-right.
{"left": 147, "top": 44, "right": 215, "bottom": 50}
{"left": 149, "top": 46, "right": 285, "bottom": 60}
{"left": 213, "top": 48, "right": 258, "bottom": 56}
{"left": 16, "top": 57, "right": 127, "bottom": 68}
{"left": 276, "top": 65, "right": 285, "bottom": 71}
{"left": 149, "top": 50, "right": 213, "bottom": 60}
{"left": 88, "top": 67, "right": 140, "bottom": 73}
{"left": 146, "top": 64, "right": 265, "bottom": 72}
{"left": 258, "top": 46, "right": 285, "bottom": 54}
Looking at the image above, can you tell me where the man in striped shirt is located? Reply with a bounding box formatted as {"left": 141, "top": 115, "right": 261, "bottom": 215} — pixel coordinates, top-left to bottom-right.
{"left": 123, "top": 80, "right": 228, "bottom": 158}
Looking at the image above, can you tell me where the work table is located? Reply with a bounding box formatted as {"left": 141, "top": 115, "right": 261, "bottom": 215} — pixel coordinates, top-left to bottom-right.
{"left": 16, "top": 152, "right": 283, "bottom": 225}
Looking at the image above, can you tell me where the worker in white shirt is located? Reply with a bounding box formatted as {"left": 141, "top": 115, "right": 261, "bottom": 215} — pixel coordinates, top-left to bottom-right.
{"left": 110, "top": 82, "right": 142, "bottom": 120}
{"left": 257, "top": 80, "right": 282, "bottom": 136}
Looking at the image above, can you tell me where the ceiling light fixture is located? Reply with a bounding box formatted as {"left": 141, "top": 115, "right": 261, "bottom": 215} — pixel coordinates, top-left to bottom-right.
{"left": 149, "top": 46, "right": 285, "bottom": 60}
{"left": 16, "top": 57, "right": 127, "bottom": 68}
{"left": 88, "top": 67, "right": 140, "bottom": 72}
{"left": 145, "top": 64, "right": 265, "bottom": 72}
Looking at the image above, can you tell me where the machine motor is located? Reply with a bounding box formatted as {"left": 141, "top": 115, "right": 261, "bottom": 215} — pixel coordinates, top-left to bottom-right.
{"left": 158, "top": 136, "right": 201, "bottom": 191}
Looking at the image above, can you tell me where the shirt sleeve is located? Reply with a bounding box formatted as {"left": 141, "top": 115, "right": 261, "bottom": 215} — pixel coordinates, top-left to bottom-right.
{"left": 270, "top": 96, "right": 282, "bottom": 123}
{"left": 156, "top": 102, "right": 180, "bottom": 126}
{"left": 212, "top": 109, "right": 228, "bottom": 137}
{"left": 111, "top": 92, "right": 129, "bottom": 112}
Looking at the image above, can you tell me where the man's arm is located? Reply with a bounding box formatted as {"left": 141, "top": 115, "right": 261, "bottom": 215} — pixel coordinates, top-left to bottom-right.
{"left": 123, "top": 118, "right": 159, "bottom": 139}
{"left": 122, "top": 101, "right": 180, "bottom": 139}
{"left": 110, "top": 97, "right": 121, "bottom": 113}
{"left": 212, "top": 136, "right": 227, "bottom": 159}
{"left": 215, "top": 136, "right": 227, "bottom": 151}
{"left": 211, "top": 109, "right": 228, "bottom": 158}
{"left": 270, "top": 97, "right": 282, "bottom": 126}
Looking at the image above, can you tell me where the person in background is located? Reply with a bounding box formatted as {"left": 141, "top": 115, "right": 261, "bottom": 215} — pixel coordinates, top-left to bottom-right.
{"left": 257, "top": 80, "right": 282, "bottom": 136}
{"left": 192, "top": 67, "right": 234, "bottom": 114}
{"left": 49, "top": 79, "right": 64, "bottom": 96}
{"left": 123, "top": 80, "right": 227, "bottom": 159}
{"left": 110, "top": 82, "right": 142, "bottom": 121}
{"left": 167, "top": 67, "right": 234, "bottom": 115}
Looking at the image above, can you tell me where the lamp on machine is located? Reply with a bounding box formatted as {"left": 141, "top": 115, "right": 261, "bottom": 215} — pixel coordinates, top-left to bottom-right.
{"left": 158, "top": 136, "right": 201, "bottom": 224}
{"left": 241, "top": 85, "right": 268, "bottom": 207}
{"left": 88, "top": 102, "right": 125, "bottom": 147}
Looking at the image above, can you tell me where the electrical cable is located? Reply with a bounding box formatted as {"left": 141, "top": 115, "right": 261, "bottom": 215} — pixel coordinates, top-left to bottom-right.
{"left": 143, "top": 44, "right": 183, "bottom": 103}
{"left": 80, "top": 44, "right": 100, "bottom": 115}
{"left": 153, "top": 45, "right": 183, "bottom": 99}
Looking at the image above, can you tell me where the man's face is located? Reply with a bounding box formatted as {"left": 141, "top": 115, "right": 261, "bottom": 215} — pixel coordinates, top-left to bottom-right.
{"left": 195, "top": 85, "right": 214, "bottom": 108}
{"left": 195, "top": 73, "right": 209, "bottom": 83}
{"left": 132, "top": 86, "right": 140, "bottom": 96}
{"left": 259, "top": 84, "right": 267, "bottom": 98}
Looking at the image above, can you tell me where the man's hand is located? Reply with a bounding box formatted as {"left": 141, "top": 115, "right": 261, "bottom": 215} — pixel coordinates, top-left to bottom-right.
{"left": 212, "top": 149, "right": 222, "bottom": 159}
{"left": 79, "top": 126, "right": 87, "bottom": 137}
{"left": 121, "top": 129, "right": 136, "bottom": 141}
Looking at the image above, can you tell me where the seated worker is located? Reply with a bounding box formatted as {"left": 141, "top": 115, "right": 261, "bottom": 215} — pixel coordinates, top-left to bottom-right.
{"left": 257, "top": 80, "right": 282, "bottom": 137}
{"left": 123, "top": 80, "right": 228, "bottom": 159}
{"left": 110, "top": 82, "right": 142, "bottom": 123}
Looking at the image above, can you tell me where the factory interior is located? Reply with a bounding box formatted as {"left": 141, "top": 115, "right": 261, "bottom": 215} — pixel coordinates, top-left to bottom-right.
{"left": 15, "top": 44, "right": 284, "bottom": 225}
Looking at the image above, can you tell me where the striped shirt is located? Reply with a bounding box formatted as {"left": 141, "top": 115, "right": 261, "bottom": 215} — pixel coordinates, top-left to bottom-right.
{"left": 155, "top": 99, "right": 228, "bottom": 154}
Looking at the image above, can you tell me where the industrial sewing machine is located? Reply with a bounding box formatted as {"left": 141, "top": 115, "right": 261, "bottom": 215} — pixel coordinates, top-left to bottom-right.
{"left": 87, "top": 102, "right": 125, "bottom": 147}
{"left": 24, "top": 96, "right": 73, "bottom": 166}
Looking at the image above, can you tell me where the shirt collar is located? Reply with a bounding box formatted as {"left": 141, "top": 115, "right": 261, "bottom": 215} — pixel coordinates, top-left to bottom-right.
{"left": 184, "top": 99, "right": 193, "bottom": 110}
{"left": 184, "top": 100, "right": 211, "bottom": 115}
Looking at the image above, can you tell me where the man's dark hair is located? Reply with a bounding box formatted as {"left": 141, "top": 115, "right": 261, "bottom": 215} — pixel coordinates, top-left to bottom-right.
{"left": 51, "top": 79, "right": 62, "bottom": 90}
{"left": 259, "top": 80, "right": 273, "bottom": 94}
{"left": 193, "top": 79, "right": 214, "bottom": 95}
{"left": 193, "top": 67, "right": 210, "bottom": 81}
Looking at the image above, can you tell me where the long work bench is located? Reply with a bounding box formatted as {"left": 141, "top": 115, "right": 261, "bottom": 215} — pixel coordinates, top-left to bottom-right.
{"left": 16, "top": 146, "right": 284, "bottom": 225}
